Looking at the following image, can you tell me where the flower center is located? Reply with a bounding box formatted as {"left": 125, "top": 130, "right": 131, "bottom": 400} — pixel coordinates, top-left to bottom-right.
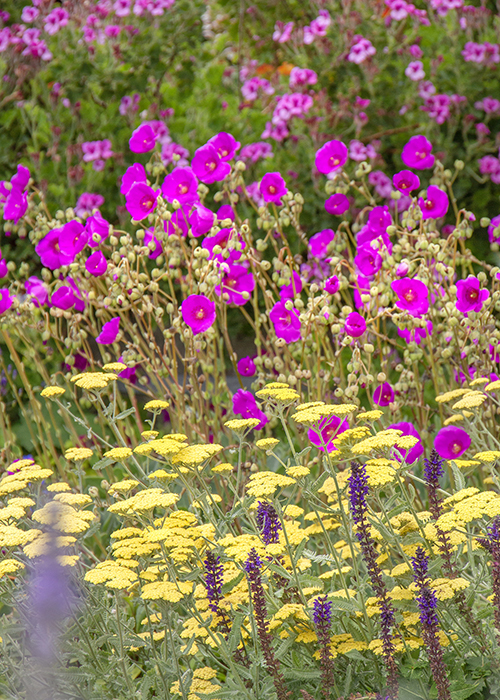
{"left": 269, "top": 185, "right": 276, "bottom": 193}
{"left": 141, "top": 196, "right": 154, "bottom": 210}
{"left": 403, "top": 289, "right": 416, "bottom": 302}
{"left": 400, "top": 179, "right": 410, "bottom": 190}
{"left": 195, "top": 307, "right": 206, "bottom": 319}
{"left": 425, "top": 199, "right": 434, "bottom": 209}
{"left": 416, "top": 151, "right": 426, "bottom": 159}
{"left": 208, "top": 160, "right": 216, "bottom": 171}
{"left": 179, "top": 184, "right": 188, "bottom": 194}
{"left": 451, "top": 442, "right": 462, "bottom": 454}
{"left": 466, "top": 288, "right": 478, "bottom": 302}
{"left": 330, "top": 157, "right": 340, "bottom": 166}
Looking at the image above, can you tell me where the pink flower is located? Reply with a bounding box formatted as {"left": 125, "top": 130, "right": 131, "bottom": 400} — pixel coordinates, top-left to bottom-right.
{"left": 308, "top": 229, "right": 335, "bottom": 259}
{"left": 398, "top": 320, "right": 433, "bottom": 345}
{"left": 324, "top": 276, "right": 339, "bottom": 294}
{"left": 164, "top": 206, "right": 190, "bottom": 237}
{"left": 393, "top": 170, "right": 420, "bottom": 194}
{"left": 75, "top": 193, "right": 104, "bottom": 218}
{"left": 389, "top": 422, "right": 423, "bottom": 464}
{"left": 241, "top": 77, "right": 274, "bottom": 102}
{"left": 405, "top": 60, "right": 425, "bottom": 81}
{"left": 3, "top": 188, "right": 27, "bottom": 223}
{"left": 86, "top": 212, "right": 110, "bottom": 248}
{"left": 455, "top": 276, "right": 489, "bottom": 313}
{"left": 161, "top": 142, "right": 190, "bottom": 167}
{"left": 270, "top": 300, "right": 301, "bottom": 342}
{"left": 191, "top": 143, "right": 231, "bottom": 184}
{"left": 216, "top": 264, "right": 255, "bottom": 306}
{"left": 161, "top": 167, "right": 199, "bottom": 205}
{"left": 475, "top": 97, "right": 500, "bottom": 114}
{"left": 315, "top": 140, "right": 348, "bottom": 175}
{"left": 203, "top": 228, "right": 245, "bottom": 264}
{"left": 129, "top": 124, "right": 156, "bottom": 153}
{"left": 96, "top": 317, "right": 120, "bottom": 344}
{"left": 143, "top": 229, "right": 162, "bottom": 259}
{"left": 125, "top": 182, "right": 159, "bottom": 221}
{"left": 208, "top": 132, "right": 240, "bottom": 161}
{"left": 44, "top": 8, "right": 69, "bottom": 35}
{"left": 59, "top": 221, "right": 89, "bottom": 258}
{"left": 347, "top": 36, "right": 376, "bottom": 64}
{"left": 280, "top": 271, "right": 302, "bottom": 300}
{"left": 325, "top": 193, "right": 349, "bottom": 215}
{"left": 240, "top": 142, "right": 273, "bottom": 163}
{"left": 189, "top": 205, "right": 215, "bottom": 237}
{"left": 345, "top": 311, "right": 366, "bottom": 337}
{"left": 85, "top": 251, "right": 107, "bottom": 276}
{"left": 259, "top": 172, "right": 287, "bottom": 204}
{"left": 373, "top": 382, "right": 394, "bottom": 406}
{"left": 418, "top": 185, "right": 449, "bottom": 220}
{"left": 488, "top": 215, "right": 500, "bottom": 244}
{"left": 401, "top": 135, "right": 435, "bottom": 170}
{"left": 11, "top": 165, "right": 30, "bottom": 191}
{"left": 25, "top": 276, "right": 48, "bottom": 307}
{"left": 308, "top": 415, "right": 348, "bottom": 453}
{"left": 354, "top": 246, "right": 382, "bottom": 277}
{"left": 51, "top": 285, "right": 77, "bottom": 311}
{"left": 233, "top": 389, "right": 268, "bottom": 429}
{"left": 35, "top": 229, "right": 75, "bottom": 270}
{"left": 391, "top": 277, "right": 429, "bottom": 315}
{"left": 434, "top": 426, "right": 470, "bottom": 459}
{"left": 273, "top": 21, "right": 294, "bottom": 43}
{"left": 237, "top": 356, "right": 256, "bottom": 377}
{"left": 369, "top": 170, "right": 393, "bottom": 198}
{"left": 0, "top": 288, "right": 13, "bottom": 315}
{"left": 120, "top": 163, "right": 147, "bottom": 196}
{"left": 21, "top": 6, "right": 39, "bottom": 22}
{"left": 289, "top": 67, "right": 318, "bottom": 89}
{"left": 181, "top": 294, "right": 216, "bottom": 335}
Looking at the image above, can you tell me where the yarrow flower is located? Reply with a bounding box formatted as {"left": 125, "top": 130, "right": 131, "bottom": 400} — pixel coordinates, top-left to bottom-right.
{"left": 455, "top": 276, "right": 489, "bottom": 314}
{"left": 181, "top": 294, "right": 216, "bottom": 335}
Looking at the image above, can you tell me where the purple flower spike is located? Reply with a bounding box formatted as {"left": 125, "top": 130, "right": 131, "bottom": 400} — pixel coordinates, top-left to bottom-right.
{"left": 391, "top": 277, "right": 429, "bottom": 316}
{"left": 85, "top": 251, "right": 107, "bottom": 277}
{"left": 256, "top": 501, "right": 282, "bottom": 545}
{"left": 315, "top": 140, "right": 348, "bottom": 174}
{"left": 129, "top": 123, "right": 156, "bottom": 153}
{"left": 433, "top": 426, "right": 471, "bottom": 459}
{"left": 259, "top": 172, "right": 287, "bottom": 204}
{"left": 237, "top": 356, "right": 256, "bottom": 377}
{"left": 373, "top": 382, "right": 394, "bottom": 406}
{"left": 345, "top": 311, "right": 366, "bottom": 338}
{"left": 419, "top": 185, "right": 449, "bottom": 220}
{"left": 125, "top": 182, "right": 158, "bottom": 221}
{"left": 325, "top": 193, "right": 349, "bottom": 215}
{"left": 456, "top": 276, "right": 489, "bottom": 314}
{"left": 308, "top": 415, "right": 348, "bottom": 453}
{"left": 96, "top": 317, "right": 120, "bottom": 345}
{"left": 401, "top": 134, "right": 435, "bottom": 170}
{"left": 181, "top": 294, "right": 216, "bottom": 335}
{"left": 388, "top": 421, "right": 423, "bottom": 464}
{"left": 191, "top": 143, "right": 231, "bottom": 184}
{"left": 161, "top": 167, "right": 199, "bottom": 205}
{"left": 208, "top": 132, "right": 241, "bottom": 161}
{"left": 269, "top": 300, "right": 301, "bottom": 342}
{"left": 393, "top": 170, "right": 420, "bottom": 194}
{"left": 0, "top": 289, "right": 13, "bottom": 315}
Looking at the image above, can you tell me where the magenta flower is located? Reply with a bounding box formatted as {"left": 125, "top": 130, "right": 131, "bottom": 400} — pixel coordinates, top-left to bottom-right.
{"left": 418, "top": 186, "right": 449, "bottom": 220}
{"left": 181, "top": 294, "right": 216, "bottom": 335}
{"left": 143, "top": 229, "right": 162, "bottom": 259}
{"left": 217, "top": 205, "right": 235, "bottom": 222}
{"left": 191, "top": 144, "right": 231, "bottom": 184}
{"left": 25, "top": 277, "right": 48, "bottom": 307}
{"left": 164, "top": 206, "right": 190, "bottom": 238}
{"left": 345, "top": 312, "right": 366, "bottom": 338}
{"left": 216, "top": 264, "right": 255, "bottom": 306}
{"left": 373, "top": 382, "right": 394, "bottom": 406}
{"left": 488, "top": 215, "right": 500, "bottom": 244}
{"left": 208, "top": 132, "right": 240, "bottom": 161}
{"left": 129, "top": 124, "right": 156, "bottom": 153}
{"left": 434, "top": 426, "right": 471, "bottom": 459}
{"left": 232, "top": 389, "right": 268, "bottom": 430}
{"left": 59, "top": 221, "right": 89, "bottom": 257}
{"left": 237, "top": 356, "right": 256, "bottom": 377}
{"left": 398, "top": 320, "right": 433, "bottom": 345}
{"left": 202, "top": 228, "right": 245, "bottom": 264}
{"left": 35, "top": 229, "right": 75, "bottom": 270}
{"left": 125, "top": 182, "right": 158, "bottom": 221}
{"left": 456, "top": 276, "right": 489, "bottom": 314}
{"left": 405, "top": 60, "right": 425, "bottom": 81}
{"left": 315, "top": 140, "right": 348, "bottom": 175}
{"left": 51, "top": 285, "right": 77, "bottom": 311}
{"left": 11, "top": 164, "right": 30, "bottom": 190}
{"left": 389, "top": 422, "right": 423, "bottom": 464}
{"left": 259, "top": 172, "right": 287, "bottom": 204}
{"left": 86, "top": 212, "right": 110, "bottom": 248}
{"left": 0, "top": 254, "right": 6, "bottom": 278}
{"left": 354, "top": 246, "right": 382, "bottom": 277}
{"left": 391, "top": 277, "right": 429, "bottom": 316}
{"left": 401, "top": 135, "right": 435, "bottom": 170}
{"left": 269, "top": 300, "right": 301, "bottom": 342}
{"left": 308, "top": 229, "right": 335, "bottom": 259}
{"left": 161, "top": 167, "right": 199, "bottom": 205}
{"left": 120, "top": 163, "right": 147, "bottom": 196}
{"left": 3, "top": 187, "right": 27, "bottom": 223}
{"left": 85, "top": 251, "right": 107, "bottom": 276}
{"left": 325, "top": 193, "right": 349, "bottom": 215}
{"left": 393, "top": 170, "right": 420, "bottom": 194}
{"left": 0, "top": 288, "right": 13, "bottom": 315}
{"left": 324, "top": 275, "right": 339, "bottom": 294}
{"left": 96, "top": 317, "right": 120, "bottom": 345}
{"left": 308, "top": 415, "right": 348, "bottom": 453}
{"left": 75, "top": 193, "right": 104, "bottom": 218}
{"left": 189, "top": 204, "right": 215, "bottom": 237}
{"left": 280, "top": 271, "right": 302, "bottom": 300}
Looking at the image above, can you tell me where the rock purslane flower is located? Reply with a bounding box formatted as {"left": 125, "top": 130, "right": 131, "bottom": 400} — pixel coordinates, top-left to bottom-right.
{"left": 433, "top": 426, "right": 471, "bottom": 459}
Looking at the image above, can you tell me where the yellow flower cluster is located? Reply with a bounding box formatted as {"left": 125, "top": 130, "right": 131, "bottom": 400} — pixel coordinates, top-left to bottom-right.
{"left": 292, "top": 403, "right": 357, "bottom": 426}
{"left": 65, "top": 447, "right": 93, "bottom": 461}
{"left": 102, "top": 362, "right": 128, "bottom": 372}
{"left": 256, "top": 382, "right": 300, "bottom": 404}
{"left": 246, "top": 470, "right": 296, "bottom": 498}
{"left": 0, "top": 559, "right": 25, "bottom": 578}
{"left": 452, "top": 391, "right": 487, "bottom": 410}
{"left": 351, "top": 429, "right": 403, "bottom": 455}
{"left": 437, "top": 490, "right": 500, "bottom": 529}
{"left": 473, "top": 451, "right": 500, "bottom": 463}
{"left": 107, "top": 488, "right": 179, "bottom": 515}
{"left": 104, "top": 447, "right": 133, "bottom": 461}
{"left": 32, "top": 500, "right": 95, "bottom": 534}
{"left": 0, "top": 461, "right": 53, "bottom": 497}
{"left": 224, "top": 418, "right": 260, "bottom": 432}
{"left": 255, "top": 438, "right": 280, "bottom": 450}
{"left": 40, "top": 386, "right": 65, "bottom": 398}
{"left": 172, "top": 443, "right": 223, "bottom": 466}
{"left": 435, "top": 388, "right": 472, "bottom": 403}
{"left": 71, "top": 372, "right": 118, "bottom": 390}
{"left": 170, "top": 667, "right": 220, "bottom": 700}
{"left": 144, "top": 399, "right": 170, "bottom": 411}
{"left": 357, "top": 410, "right": 384, "bottom": 422}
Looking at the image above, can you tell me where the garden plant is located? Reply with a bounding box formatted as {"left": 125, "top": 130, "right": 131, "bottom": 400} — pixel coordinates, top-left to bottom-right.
{"left": 2, "top": 1, "right": 500, "bottom": 699}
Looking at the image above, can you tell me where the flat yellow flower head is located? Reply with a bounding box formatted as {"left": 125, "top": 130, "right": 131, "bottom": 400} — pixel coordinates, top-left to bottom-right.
{"left": 435, "top": 388, "right": 471, "bottom": 403}
{"left": 357, "top": 410, "right": 383, "bottom": 422}
{"left": 296, "top": 401, "right": 325, "bottom": 411}
{"left": 211, "top": 463, "right": 234, "bottom": 474}
{"left": 7, "top": 459, "right": 35, "bottom": 472}
{"left": 41, "top": 386, "right": 65, "bottom": 398}
{"left": 144, "top": 400, "right": 170, "bottom": 412}
{"left": 64, "top": 447, "right": 93, "bottom": 461}
{"left": 255, "top": 438, "right": 280, "bottom": 450}
{"left": 141, "top": 430, "right": 159, "bottom": 440}
{"left": 224, "top": 418, "right": 260, "bottom": 433}
{"left": 172, "top": 444, "right": 223, "bottom": 466}
{"left": 104, "top": 447, "right": 133, "bottom": 461}
{"left": 452, "top": 392, "right": 486, "bottom": 410}
{"left": 149, "top": 439, "right": 183, "bottom": 457}
{"left": 473, "top": 451, "right": 500, "bottom": 463}
{"left": 102, "top": 362, "right": 128, "bottom": 372}
{"left": 75, "top": 376, "right": 108, "bottom": 390}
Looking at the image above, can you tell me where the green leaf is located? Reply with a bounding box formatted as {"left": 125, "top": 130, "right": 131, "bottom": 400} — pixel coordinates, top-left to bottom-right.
{"left": 450, "top": 460, "right": 466, "bottom": 491}
{"left": 114, "top": 407, "right": 137, "bottom": 421}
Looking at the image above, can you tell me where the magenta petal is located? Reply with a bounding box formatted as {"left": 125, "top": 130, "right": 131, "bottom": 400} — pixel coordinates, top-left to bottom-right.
{"left": 96, "top": 317, "right": 120, "bottom": 344}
